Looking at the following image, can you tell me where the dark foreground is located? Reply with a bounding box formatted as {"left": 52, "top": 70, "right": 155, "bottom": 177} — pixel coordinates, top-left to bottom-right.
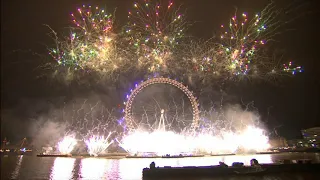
{"left": 36, "top": 154, "right": 72, "bottom": 157}
{"left": 2, "top": 153, "right": 320, "bottom": 180}
{"left": 143, "top": 163, "right": 320, "bottom": 179}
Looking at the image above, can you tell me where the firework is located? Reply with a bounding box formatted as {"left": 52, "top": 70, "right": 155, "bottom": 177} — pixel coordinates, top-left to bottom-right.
{"left": 72, "top": 101, "right": 117, "bottom": 138}
{"left": 125, "top": 0, "right": 187, "bottom": 73}
{"left": 120, "top": 83, "right": 270, "bottom": 156}
{"left": 218, "top": 3, "right": 282, "bottom": 76}
{"left": 40, "top": 100, "right": 116, "bottom": 156}
{"left": 57, "top": 135, "right": 77, "bottom": 154}
{"left": 118, "top": 130, "right": 191, "bottom": 156}
{"left": 119, "top": 125, "right": 270, "bottom": 156}
{"left": 85, "top": 133, "right": 114, "bottom": 156}
{"left": 283, "top": 61, "right": 303, "bottom": 75}
{"left": 45, "top": 1, "right": 303, "bottom": 84}
{"left": 35, "top": 100, "right": 117, "bottom": 155}
{"left": 197, "top": 125, "right": 270, "bottom": 154}
{"left": 183, "top": 40, "right": 225, "bottom": 79}
{"left": 41, "top": 0, "right": 306, "bottom": 155}
{"left": 47, "top": 5, "right": 128, "bottom": 81}
{"left": 189, "top": 2, "right": 303, "bottom": 80}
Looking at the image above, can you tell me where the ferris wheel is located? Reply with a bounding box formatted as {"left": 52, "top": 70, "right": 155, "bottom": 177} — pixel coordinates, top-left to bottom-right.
{"left": 124, "top": 77, "right": 200, "bottom": 133}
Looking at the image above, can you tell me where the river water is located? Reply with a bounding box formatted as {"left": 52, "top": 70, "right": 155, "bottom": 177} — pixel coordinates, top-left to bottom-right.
{"left": 1, "top": 153, "right": 320, "bottom": 180}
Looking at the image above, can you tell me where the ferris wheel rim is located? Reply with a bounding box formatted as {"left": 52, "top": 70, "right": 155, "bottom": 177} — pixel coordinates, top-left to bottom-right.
{"left": 124, "top": 77, "right": 199, "bottom": 132}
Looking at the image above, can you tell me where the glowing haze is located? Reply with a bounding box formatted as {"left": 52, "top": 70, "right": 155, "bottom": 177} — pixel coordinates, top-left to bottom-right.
{"left": 119, "top": 126, "right": 270, "bottom": 156}
{"left": 57, "top": 135, "right": 77, "bottom": 154}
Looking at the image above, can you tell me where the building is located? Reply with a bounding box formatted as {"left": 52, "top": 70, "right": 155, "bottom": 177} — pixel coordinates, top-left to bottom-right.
{"left": 301, "top": 127, "right": 320, "bottom": 148}
{"left": 287, "top": 139, "right": 305, "bottom": 148}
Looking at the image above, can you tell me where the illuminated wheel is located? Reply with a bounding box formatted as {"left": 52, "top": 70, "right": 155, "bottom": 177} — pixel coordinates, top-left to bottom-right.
{"left": 124, "top": 77, "right": 199, "bottom": 132}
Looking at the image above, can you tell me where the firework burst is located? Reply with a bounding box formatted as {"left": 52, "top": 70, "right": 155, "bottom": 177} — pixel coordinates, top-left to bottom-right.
{"left": 119, "top": 82, "right": 271, "bottom": 156}
{"left": 219, "top": 5, "right": 280, "bottom": 76}
{"left": 85, "top": 133, "right": 114, "bottom": 157}
{"left": 45, "top": 1, "right": 303, "bottom": 85}
{"left": 125, "top": 0, "right": 187, "bottom": 73}
{"left": 57, "top": 135, "right": 77, "bottom": 154}
{"left": 47, "top": 5, "right": 128, "bottom": 82}
{"left": 118, "top": 125, "right": 270, "bottom": 156}
{"left": 189, "top": 2, "right": 302, "bottom": 81}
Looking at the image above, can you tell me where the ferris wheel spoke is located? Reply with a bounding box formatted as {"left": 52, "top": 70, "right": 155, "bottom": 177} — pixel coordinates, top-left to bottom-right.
{"left": 124, "top": 77, "right": 200, "bottom": 132}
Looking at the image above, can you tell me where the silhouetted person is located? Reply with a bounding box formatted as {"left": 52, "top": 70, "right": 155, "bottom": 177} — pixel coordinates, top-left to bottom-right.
{"left": 219, "top": 161, "right": 228, "bottom": 168}
{"left": 150, "top": 162, "right": 156, "bottom": 169}
{"left": 250, "top": 159, "right": 261, "bottom": 167}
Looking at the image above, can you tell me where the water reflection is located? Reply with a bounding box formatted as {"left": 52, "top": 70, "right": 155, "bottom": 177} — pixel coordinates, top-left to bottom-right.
{"left": 118, "top": 157, "right": 192, "bottom": 179}
{"left": 79, "top": 158, "right": 111, "bottom": 180}
{"left": 108, "top": 160, "right": 120, "bottom": 180}
{"left": 11, "top": 155, "right": 23, "bottom": 179}
{"left": 314, "top": 153, "right": 320, "bottom": 162}
{"left": 3, "top": 153, "right": 318, "bottom": 180}
{"left": 50, "top": 157, "right": 75, "bottom": 180}
{"left": 119, "top": 158, "right": 150, "bottom": 180}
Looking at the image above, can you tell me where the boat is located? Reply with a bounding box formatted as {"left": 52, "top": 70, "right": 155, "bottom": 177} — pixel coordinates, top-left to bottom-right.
{"left": 234, "top": 167, "right": 266, "bottom": 174}
{"left": 161, "top": 155, "right": 184, "bottom": 158}
{"left": 161, "top": 154, "right": 205, "bottom": 158}
{"left": 37, "top": 153, "right": 72, "bottom": 157}
{"left": 126, "top": 155, "right": 161, "bottom": 158}
{"left": 126, "top": 154, "right": 205, "bottom": 159}
{"left": 210, "top": 153, "right": 235, "bottom": 156}
{"left": 142, "top": 162, "right": 320, "bottom": 179}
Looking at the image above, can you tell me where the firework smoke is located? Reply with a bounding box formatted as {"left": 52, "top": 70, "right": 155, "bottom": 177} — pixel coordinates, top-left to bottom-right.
{"left": 21, "top": 96, "right": 117, "bottom": 155}
{"left": 118, "top": 104, "right": 270, "bottom": 156}
{"left": 30, "top": 120, "right": 68, "bottom": 151}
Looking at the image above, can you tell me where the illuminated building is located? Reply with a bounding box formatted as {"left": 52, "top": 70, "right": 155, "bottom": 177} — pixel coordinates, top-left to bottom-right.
{"left": 287, "top": 139, "right": 304, "bottom": 148}
{"left": 301, "top": 127, "right": 320, "bottom": 148}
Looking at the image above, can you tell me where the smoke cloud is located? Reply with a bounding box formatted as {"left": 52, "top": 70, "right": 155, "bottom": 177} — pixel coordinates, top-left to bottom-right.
{"left": 1, "top": 87, "right": 269, "bottom": 153}
{"left": 199, "top": 102, "right": 267, "bottom": 135}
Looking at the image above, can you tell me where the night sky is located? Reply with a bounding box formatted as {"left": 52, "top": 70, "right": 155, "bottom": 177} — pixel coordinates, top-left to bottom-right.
{"left": 1, "top": 0, "right": 319, "bottom": 141}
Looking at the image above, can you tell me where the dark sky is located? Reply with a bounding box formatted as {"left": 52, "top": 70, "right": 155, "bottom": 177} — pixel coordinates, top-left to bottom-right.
{"left": 1, "top": 0, "right": 319, "bottom": 140}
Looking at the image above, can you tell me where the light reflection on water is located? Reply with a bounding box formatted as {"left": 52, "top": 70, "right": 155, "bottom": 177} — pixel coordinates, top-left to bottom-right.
{"left": 79, "top": 158, "right": 112, "bottom": 180}
{"left": 2, "top": 153, "right": 319, "bottom": 180}
{"left": 50, "top": 157, "right": 75, "bottom": 180}
{"left": 11, "top": 155, "right": 23, "bottom": 179}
